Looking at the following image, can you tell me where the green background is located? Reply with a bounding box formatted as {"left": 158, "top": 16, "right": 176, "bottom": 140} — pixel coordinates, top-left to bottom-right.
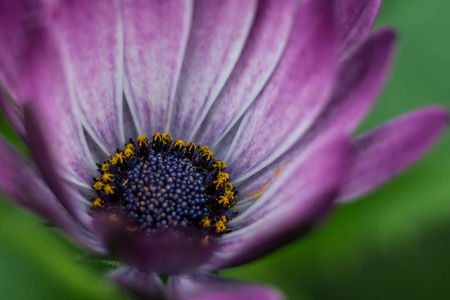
{"left": 0, "top": 1, "right": 449, "bottom": 299}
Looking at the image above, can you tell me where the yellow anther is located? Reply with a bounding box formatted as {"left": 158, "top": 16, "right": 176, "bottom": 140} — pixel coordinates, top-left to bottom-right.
{"left": 215, "top": 219, "right": 227, "bottom": 233}
{"left": 162, "top": 133, "right": 173, "bottom": 146}
{"left": 185, "top": 142, "right": 197, "bottom": 153}
{"left": 152, "top": 133, "right": 162, "bottom": 144}
{"left": 104, "top": 184, "right": 115, "bottom": 195}
{"left": 212, "top": 161, "right": 226, "bottom": 171}
{"left": 126, "top": 143, "right": 135, "bottom": 150}
{"left": 174, "top": 140, "right": 185, "bottom": 151}
{"left": 124, "top": 147, "right": 134, "bottom": 158}
{"left": 109, "top": 155, "right": 118, "bottom": 165}
{"left": 213, "top": 172, "right": 229, "bottom": 189}
{"left": 94, "top": 181, "right": 105, "bottom": 191}
{"left": 101, "top": 163, "right": 110, "bottom": 172}
{"left": 137, "top": 135, "right": 148, "bottom": 147}
{"left": 199, "top": 146, "right": 213, "bottom": 160}
{"left": 223, "top": 190, "right": 235, "bottom": 200}
{"left": 200, "top": 217, "right": 211, "bottom": 228}
{"left": 218, "top": 195, "right": 230, "bottom": 206}
{"left": 93, "top": 198, "right": 105, "bottom": 208}
{"left": 224, "top": 182, "right": 233, "bottom": 192}
{"left": 101, "top": 173, "right": 114, "bottom": 182}
{"left": 115, "top": 152, "right": 125, "bottom": 164}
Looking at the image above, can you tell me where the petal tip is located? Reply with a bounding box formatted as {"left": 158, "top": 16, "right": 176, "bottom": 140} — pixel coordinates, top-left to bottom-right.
{"left": 375, "top": 26, "right": 397, "bottom": 43}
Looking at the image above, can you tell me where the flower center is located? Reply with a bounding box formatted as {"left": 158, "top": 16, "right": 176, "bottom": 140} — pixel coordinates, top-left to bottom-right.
{"left": 90, "top": 133, "right": 237, "bottom": 234}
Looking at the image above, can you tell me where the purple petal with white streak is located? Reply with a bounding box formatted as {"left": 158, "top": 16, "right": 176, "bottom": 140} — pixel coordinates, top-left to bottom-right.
{"left": 232, "top": 28, "right": 395, "bottom": 204}
{"left": 224, "top": 0, "right": 339, "bottom": 182}
{"left": 50, "top": 0, "right": 125, "bottom": 153}
{"left": 16, "top": 25, "right": 95, "bottom": 224}
{"left": 310, "top": 28, "right": 395, "bottom": 136}
{"left": 212, "top": 117, "right": 242, "bottom": 160}
{"left": 194, "top": 0, "right": 295, "bottom": 147}
{"left": 204, "top": 135, "right": 350, "bottom": 270}
{"left": 170, "top": 273, "right": 283, "bottom": 300}
{"left": 15, "top": 23, "right": 96, "bottom": 182}
{"left": 122, "top": 0, "right": 192, "bottom": 137}
{"left": 338, "top": 107, "right": 449, "bottom": 202}
{"left": 169, "top": 0, "right": 257, "bottom": 140}
{"left": 337, "top": 0, "right": 381, "bottom": 51}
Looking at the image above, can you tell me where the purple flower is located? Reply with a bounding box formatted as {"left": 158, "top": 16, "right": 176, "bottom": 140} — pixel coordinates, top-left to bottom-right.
{"left": 0, "top": 0, "right": 447, "bottom": 299}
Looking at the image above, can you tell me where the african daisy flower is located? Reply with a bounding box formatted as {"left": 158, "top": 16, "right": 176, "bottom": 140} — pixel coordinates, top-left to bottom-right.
{"left": 0, "top": 0, "right": 447, "bottom": 299}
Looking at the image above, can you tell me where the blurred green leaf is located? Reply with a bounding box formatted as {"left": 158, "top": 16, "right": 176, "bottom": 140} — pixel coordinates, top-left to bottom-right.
{"left": 0, "top": 199, "right": 132, "bottom": 300}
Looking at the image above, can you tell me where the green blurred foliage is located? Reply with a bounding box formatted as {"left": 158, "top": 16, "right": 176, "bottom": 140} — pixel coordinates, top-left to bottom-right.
{"left": 0, "top": 1, "right": 449, "bottom": 299}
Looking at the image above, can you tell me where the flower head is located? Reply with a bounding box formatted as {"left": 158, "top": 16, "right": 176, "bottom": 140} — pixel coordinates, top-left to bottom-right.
{"left": 0, "top": 0, "right": 447, "bottom": 299}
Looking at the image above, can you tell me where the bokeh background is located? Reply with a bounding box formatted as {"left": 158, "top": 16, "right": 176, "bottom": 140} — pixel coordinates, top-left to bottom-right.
{"left": 0, "top": 1, "right": 449, "bottom": 299}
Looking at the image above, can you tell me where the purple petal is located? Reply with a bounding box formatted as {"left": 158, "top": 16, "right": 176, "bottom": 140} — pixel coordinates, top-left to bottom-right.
{"left": 231, "top": 28, "right": 396, "bottom": 200}
{"left": 193, "top": 0, "right": 295, "bottom": 147}
{"left": 224, "top": 0, "right": 339, "bottom": 181}
{"left": 0, "top": 92, "right": 24, "bottom": 136}
{"left": 50, "top": 0, "right": 125, "bottom": 152}
{"left": 212, "top": 117, "right": 242, "bottom": 160}
{"left": 204, "top": 135, "right": 350, "bottom": 270}
{"left": 0, "top": 0, "right": 40, "bottom": 90}
{"left": 170, "top": 273, "right": 283, "bottom": 300}
{"left": 0, "top": 135, "right": 103, "bottom": 253}
{"left": 337, "top": 0, "right": 381, "bottom": 51}
{"left": 338, "top": 107, "right": 449, "bottom": 202}
{"left": 169, "top": 0, "right": 258, "bottom": 140}
{"left": 109, "top": 267, "right": 167, "bottom": 300}
{"left": 122, "top": 0, "right": 192, "bottom": 137}
{"left": 0, "top": 0, "right": 44, "bottom": 136}
{"left": 92, "top": 211, "right": 216, "bottom": 275}
{"left": 303, "top": 28, "right": 396, "bottom": 140}
{"left": 16, "top": 25, "right": 95, "bottom": 223}
{"left": 15, "top": 24, "right": 96, "bottom": 183}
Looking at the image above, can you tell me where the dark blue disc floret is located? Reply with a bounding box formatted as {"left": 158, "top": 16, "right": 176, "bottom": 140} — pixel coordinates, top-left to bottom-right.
{"left": 91, "top": 133, "right": 237, "bottom": 234}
